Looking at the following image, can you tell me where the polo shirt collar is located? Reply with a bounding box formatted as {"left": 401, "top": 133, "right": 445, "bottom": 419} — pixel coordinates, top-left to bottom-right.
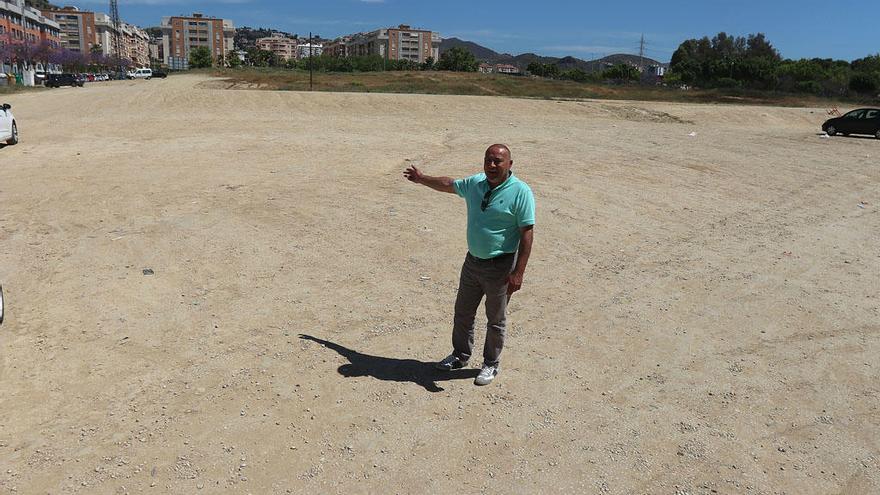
{"left": 484, "top": 171, "right": 515, "bottom": 191}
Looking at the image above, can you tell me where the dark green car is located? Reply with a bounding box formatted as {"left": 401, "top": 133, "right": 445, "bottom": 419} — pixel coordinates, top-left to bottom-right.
{"left": 822, "top": 108, "right": 880, "bottom": 139}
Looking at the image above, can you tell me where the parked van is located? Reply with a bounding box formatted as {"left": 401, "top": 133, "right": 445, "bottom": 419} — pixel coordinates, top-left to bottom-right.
{"left": 128, "top": 68, "right": 152, "bottom": 80}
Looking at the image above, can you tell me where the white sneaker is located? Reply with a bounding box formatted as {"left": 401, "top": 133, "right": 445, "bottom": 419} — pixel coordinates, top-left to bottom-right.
{"left": 474, "top": 364, "right": 499, "bottom": 386}
{"left": 435, "top": 354, "right": 467, "bottom": 371}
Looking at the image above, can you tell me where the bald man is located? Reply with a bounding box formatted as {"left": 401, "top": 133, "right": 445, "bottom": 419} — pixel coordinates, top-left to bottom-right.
{"left": 404, "top": 144, "right": 535, "bottom": 385}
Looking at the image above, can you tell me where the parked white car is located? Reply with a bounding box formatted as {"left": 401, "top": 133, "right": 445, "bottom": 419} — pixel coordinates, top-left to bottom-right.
{"left": 0, "top": 103, "right": 17, "bottom": 146}
{"left": 127, "top": 68, "right": 152, "bottom": 80}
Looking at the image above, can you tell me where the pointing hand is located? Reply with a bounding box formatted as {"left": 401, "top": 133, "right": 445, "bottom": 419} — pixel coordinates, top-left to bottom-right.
{"left": 403, "top": 165, "right": 424, "bottom": 183}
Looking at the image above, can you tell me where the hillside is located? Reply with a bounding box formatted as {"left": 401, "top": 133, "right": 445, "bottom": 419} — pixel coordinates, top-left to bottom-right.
{"left": 440, "top": 37, "right": 666, "bottom": 72}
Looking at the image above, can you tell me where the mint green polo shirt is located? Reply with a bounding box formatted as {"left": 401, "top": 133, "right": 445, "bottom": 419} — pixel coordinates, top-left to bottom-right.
{"left": 453, "top": 172, "right": 535, "bottom": 259}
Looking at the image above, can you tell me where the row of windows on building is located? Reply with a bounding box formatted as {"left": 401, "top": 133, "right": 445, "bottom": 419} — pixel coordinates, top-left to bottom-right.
{"left": 174, "top": 31, "right": 221, "bottom": 41}
{"left": 2, "top": 24, "right": 59, "bottom": 37}
{"left": 0, "top": 11, "right": 23, "bottom": 24}
{"left": 0, "top": 29, "right": 41, "bottom": 43}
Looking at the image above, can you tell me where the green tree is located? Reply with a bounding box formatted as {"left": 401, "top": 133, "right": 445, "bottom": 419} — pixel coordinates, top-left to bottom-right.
{"left": 226, "top": 50, "right": 242, "bottom": 68}
{"left": 388, "top": 59, "right": 419, "bottom": 71}
{"left": 561, "top": 68, "right": 591, "bottom": 83}
{"left": 602, "top": 63, "right": 640, "bottom": 81}
{"left": 746, "top": 33, "right": 781, "bottom": 61}
{"left": 436, "top": 47, "right": 478, "bottom": 72}
{"left": 351, "top": 55, "right": 385, "bottom": 72}
{"left": 776, "top": 58, "right": 850, "bottom": 96}
{"left": 849, "top": 72, "right": 878, "bottom": 94}
{"left": 526, "top": 61, "right": 545, "bottom": 77}
{"left": 851, "top": 54, "right": 880, "bottom": 73}
{"left": 421, "top": 56, "right": 435, "bottom": 71}
{"left": 246, "top": 48, "right": 281, "bottom": 67}
{"left": 670, "top": 32, "right": 783, "bottom": 89}
{"left": 670, "top": 38, "right": 706, "bottom": 85}
{"left": 188, "top": 46, "right": 213, "bottom": 68}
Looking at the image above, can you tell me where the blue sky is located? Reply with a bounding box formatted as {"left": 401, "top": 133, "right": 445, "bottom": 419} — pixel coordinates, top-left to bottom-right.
{"left": 82, "top": 0, "right": 877, "bottom": 62}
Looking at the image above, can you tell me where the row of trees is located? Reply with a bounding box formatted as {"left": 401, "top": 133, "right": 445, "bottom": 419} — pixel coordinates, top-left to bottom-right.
{"left": 527, "top": 61, "right": 641, "bottom": 83}
{"left": 1, "top": 40, "right": 132, "bottom": 72}
{"left": 222, "top": 46, "right": 480, "bottom": 73}
{"left": 669, "top": 32, "right": 880, "bottom": 96}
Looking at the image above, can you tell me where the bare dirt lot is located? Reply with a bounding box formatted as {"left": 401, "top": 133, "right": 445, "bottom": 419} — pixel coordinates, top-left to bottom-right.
{"left": 1, "top": 74, "right": 878, "bottom": 494}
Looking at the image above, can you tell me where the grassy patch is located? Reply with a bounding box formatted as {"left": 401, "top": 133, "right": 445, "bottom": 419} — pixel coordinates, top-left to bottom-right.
{"left": 0, "top": 85, "right": 41, "bottom": 95}
{"left": 210, "top": 68, "right": 874, "bottom": 107}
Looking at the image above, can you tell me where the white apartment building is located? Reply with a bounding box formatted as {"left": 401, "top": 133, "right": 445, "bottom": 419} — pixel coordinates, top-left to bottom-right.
{"left": 295, "top": 43, "right": 322, "bottom": 59}
{"left": 93, "top": 13, "right": 149, "bottom": 66}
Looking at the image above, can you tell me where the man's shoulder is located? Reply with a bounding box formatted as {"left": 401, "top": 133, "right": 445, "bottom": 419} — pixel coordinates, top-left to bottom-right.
{"left": 510, "top": 175, "right": 534, "bottom": 195}
{"left": 460, "top": 173, "right": 487, "bottom": 190}
{"left": 454, "top": 173, "right": 486, "bottom": 198}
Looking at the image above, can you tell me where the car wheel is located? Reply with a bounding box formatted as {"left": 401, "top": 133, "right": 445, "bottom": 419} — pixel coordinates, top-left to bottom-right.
{"left": 146, "top": 77, "right": 151, "bottom": 80}
{"left": 6, "top": 121, "right": 18, "bottom": 145}
{"left": 825, "top": 125, "right": 836, "bottom": 136}
{"left": 876, "top": 129, "right": 880, "bottom": 140}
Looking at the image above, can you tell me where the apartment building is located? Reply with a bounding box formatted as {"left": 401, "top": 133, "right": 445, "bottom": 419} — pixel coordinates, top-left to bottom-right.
{"left": 345, "top": 25, "right": 440, "bottom": 63}
{"left": 148, "top": 37, "right": 162, "bottom": 65}
{"left": 160, "top": 13, "right": 234, "bottom": 69}
{"left": 41, "top": 6, "right": 96, "bottom": 53}
{"left": 295, "top": 43, "right": 322, "bottom": 60}
{"left": 124, "top": 23, "right": 150, "bottom": 66}
{"left": 256, "top": 34, "right": 297, "bottom": 61}
{"left": 1, "top": 0, "right": 61, "bottom": 74}
{"left": 322, "top": 36, "right": 351, "bottom": 58}
{"left": 1, "top": 0, "right": 61, "bottom": 46}
{"left": 93, "top": 13, "right": 149, "bottom": 65}
{"left": 43, "top": 6, "right": 146, "bottom": 66}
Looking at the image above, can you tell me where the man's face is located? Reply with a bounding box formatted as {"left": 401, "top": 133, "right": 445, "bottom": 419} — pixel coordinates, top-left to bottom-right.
{"left": 484, "top": 146, "right": 513, "bottom": 187}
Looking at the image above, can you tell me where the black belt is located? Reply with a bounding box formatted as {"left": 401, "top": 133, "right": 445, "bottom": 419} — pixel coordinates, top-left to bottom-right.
{"left": 468, "top": 251, "right": 515, "bottom": 263}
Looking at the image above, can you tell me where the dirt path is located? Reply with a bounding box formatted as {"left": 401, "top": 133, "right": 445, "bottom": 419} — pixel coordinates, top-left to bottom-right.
{"left": 0, "top": 74, "right": 878, "bottom": 494}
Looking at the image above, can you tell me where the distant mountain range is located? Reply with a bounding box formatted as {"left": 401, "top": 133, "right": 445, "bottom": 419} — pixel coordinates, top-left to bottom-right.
{"left": 439, "top": 37, "right": 667, "bottom": 72}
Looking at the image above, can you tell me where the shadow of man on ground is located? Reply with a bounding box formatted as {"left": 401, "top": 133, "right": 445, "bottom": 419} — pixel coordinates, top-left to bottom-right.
{"left": 299, "top": 334, "right": 477, "bottom": 392}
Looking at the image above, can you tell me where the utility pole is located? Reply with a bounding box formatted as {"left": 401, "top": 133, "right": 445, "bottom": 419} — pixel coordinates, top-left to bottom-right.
{"left": 638, "top": 34, "right": 646, "bottom": 72}
{"left": 309, "top": 31, "right": 313, "bottom": 91}
{"left": 110, "top": 0, "right": 123, "bottom": 72}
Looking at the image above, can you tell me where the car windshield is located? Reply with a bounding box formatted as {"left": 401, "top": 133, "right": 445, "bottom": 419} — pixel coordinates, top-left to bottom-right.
{"left": 844, "top": 110, "right": 866, "bottom": 119}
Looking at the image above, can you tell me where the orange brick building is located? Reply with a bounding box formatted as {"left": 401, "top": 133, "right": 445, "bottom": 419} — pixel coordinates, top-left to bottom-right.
{"left": 41, "top": 7, "right": 96, "bottom": 53}
{"left": 1, "top": 0, "right": 61, "bottom": 51}
{"left": 160, "top": 13, "right": 234, "bottom": 69}
{"left": 345, "top": 25, "right": 440, "bottom": 63}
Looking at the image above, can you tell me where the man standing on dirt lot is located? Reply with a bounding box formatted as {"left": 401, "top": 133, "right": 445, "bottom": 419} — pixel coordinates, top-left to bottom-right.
{"left": 404, "top": 144, "right": 535, "bottom": 386}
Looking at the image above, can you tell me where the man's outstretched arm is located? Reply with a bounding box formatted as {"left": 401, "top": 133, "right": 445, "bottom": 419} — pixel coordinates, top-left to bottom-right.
{"left": 404, "top": 165, "right": 457, "bottom": 194}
